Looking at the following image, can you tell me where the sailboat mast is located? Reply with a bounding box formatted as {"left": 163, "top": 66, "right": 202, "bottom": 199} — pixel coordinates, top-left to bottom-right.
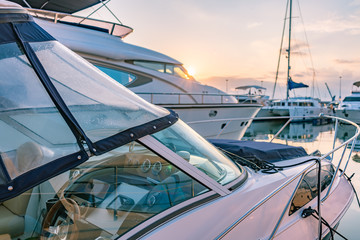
{"left": 286, "top": 0, "right": 293, "bottom": 100}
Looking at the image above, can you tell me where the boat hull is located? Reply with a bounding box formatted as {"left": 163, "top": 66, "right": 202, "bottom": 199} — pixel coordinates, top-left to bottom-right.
{"left": 336, "top": 108, "right": 360, "bottom": 124}
{"left": 161, "top": 104, "right": 261, "bottom": 139}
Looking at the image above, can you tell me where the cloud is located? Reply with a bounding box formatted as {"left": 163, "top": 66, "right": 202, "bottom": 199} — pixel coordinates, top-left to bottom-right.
{"left": 247, "top": 22, "right": 263, "bottom": 29}
{"left": 306, "top": 15, "right": 360, "bottom": 35}
{"left": 334, "top": 58, "right": 360, "bottom": 64}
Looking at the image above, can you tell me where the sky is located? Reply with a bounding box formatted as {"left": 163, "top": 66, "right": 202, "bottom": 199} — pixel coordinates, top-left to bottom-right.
{"left": 81, "top": 0, "right": 360, "bottom": 100}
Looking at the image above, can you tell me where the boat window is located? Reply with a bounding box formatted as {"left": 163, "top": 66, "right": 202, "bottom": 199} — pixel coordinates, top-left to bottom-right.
{"left": 0, "top": 141, "right": 209, "bottom": 239}
{"left": 293, "top": 102, "right": 298, "bottom": 106}
{"left": 95, "top": 65, "right": 136, "bottom": 86}
{"left": 166, "top": 64, "right": 191, "bottom": 79}
{"left": 0, "top": 42, "right": 80, "bottom": 182}
{"left": 30, "top": 41, "right": 169, "bottom": 142}
{"left": 152, "top": 120, "right": 242, "bottom": 185}
{"left": 281, "top": 102, "right": 285, "bottom": 106}
{"left": 343, "top": 97, "right": 360, "bottom": 102}
{"left": 132, "top": 60, "right": 192, "bottom": 80}
{"left": 133, "top": 60, "right": 165, "bottom": 73}
{"left": 289, "top": 164, "right": 334, "bottom": 215}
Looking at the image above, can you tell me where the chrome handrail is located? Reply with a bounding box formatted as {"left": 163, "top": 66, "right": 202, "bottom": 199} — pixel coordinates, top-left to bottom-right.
{"left": 216, "top": 114, "right": 360, "bottom": 239}
{"left": 26, "top": 8, "right": 133, "bottom": 39}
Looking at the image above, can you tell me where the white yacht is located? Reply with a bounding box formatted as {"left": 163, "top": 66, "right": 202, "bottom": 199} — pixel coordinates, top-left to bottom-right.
{"left": 265, "top": 97, "right": 332, "bottom": 122}
{"left": 336, "top": 82, "right": 360, "bottom": 123}
{"left": 263, "top": 0, "right": 332, "bottom": 121}
{"left": 0, "top": 2, "right": 358, "bottom": 239}
{"left": 234, "top": 85, "right": 268, "bottom": 105}
{"left": 17, "top": 5, "right": 261, "bottom": 140}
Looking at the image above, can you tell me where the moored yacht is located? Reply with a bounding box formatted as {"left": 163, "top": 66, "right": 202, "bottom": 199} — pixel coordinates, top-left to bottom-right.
{"left": 17, "top": 4, "right": 261, "bottom": 140}
{"left": 336, "top": 81, "right": 360, "bottom": 123}
{"left": 265, "top": 97, "right": 332, "bottom": 121}
{"left": 0, "top": 1, "right": 358, "bottom": 239}
{"left": 263, "top": 0, "right": 332, "bottom": 122}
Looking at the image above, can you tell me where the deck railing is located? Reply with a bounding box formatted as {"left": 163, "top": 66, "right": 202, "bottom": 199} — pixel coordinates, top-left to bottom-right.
{"left": 136, "top": 92, "right": 253, "bottom": 105}
{"left": 214, "top": 114, "right": 360, "bottom": 239}
{"left": 26, "top": 8, "right": 133, "bottom": 39}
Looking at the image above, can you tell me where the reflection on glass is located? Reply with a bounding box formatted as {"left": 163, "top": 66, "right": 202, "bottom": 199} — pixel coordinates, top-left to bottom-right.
{"left": 30, "top": 41, "right": 169, "bottom": 142}
{"left": 152, "top": 120, "right": 242, "bottom": 185}
{"left": 0, "top": 42, "right": 79, "bottom": 181}
{"left": 37, "top": 142, "right": 208, "bottom": 239}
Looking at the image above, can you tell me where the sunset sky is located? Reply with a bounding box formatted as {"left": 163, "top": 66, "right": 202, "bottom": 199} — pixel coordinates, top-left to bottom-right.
{"left": 81, "top": 0, "right": 360, "bottom": 100}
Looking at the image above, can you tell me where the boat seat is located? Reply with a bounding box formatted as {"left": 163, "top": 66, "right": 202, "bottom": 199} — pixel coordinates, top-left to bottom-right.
{"left": 0, "top": 189, "right": 32, "bottom": 238}
{"left": 0, "top": 142, "right": 43, "bottom": 238}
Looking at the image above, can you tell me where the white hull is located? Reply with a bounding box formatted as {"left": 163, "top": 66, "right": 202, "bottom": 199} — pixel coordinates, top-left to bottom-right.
{"left": 162, "top": 104, "right": 260, "bottom": 139}
{"left": 336, "top": 109, "right": 360, "bottom": 124}
{"left": 259, "top": 106, "right": 333, "bottom": 121}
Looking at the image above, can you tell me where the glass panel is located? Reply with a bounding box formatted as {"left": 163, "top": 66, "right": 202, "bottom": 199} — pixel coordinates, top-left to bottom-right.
{"left": 289, "top": 164, "right": 334, "bottom": 215}
{"left": 173, "top": 65, "right": 191, "bottom": 79}
{"left": 30, "top": 41, "right": 169, "bottom": 142}
{"left": 133, "top": 61, "right": 165, "bottom": 73}
{"left": 152, "top": 120, "right": 242, "bottom": 185}
{"left": 95, "top": 65, "right": 136, "bottom": 86}
{"left": 0, "top": 142, "right": 209, "bottom": 239}
{"left": 0, "top": 42, "right": 80, "bottom": 181}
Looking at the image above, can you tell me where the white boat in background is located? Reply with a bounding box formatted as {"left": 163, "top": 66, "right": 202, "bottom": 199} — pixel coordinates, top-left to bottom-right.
{"left": 21, "top": 7, "right": 261, "bottom": 140}
{"left": 264, "top": 97, "right": 332, "bottom": 121}
{"left": 234, "top": 85, "right": 269, "bottom": 105}
{"left": 262, "top": 0, "right": 332, "bottom": 121}
{"left": 336, "top": 82, "right": 360, "bottom": 123}
{"left": 0, "top": 1, "right": 358, "bottom": 239}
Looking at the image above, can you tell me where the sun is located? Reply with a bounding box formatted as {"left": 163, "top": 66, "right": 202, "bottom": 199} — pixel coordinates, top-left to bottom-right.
{"left": 186, "top": 66, "right": 196, "bottom": 77}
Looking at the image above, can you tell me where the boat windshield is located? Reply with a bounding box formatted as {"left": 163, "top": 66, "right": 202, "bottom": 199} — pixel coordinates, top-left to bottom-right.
{"left": 29, "top": 41, "right": 169, "bottom": 142}
{"left": 152, "top": 120, "right": 242, "bottom": 185}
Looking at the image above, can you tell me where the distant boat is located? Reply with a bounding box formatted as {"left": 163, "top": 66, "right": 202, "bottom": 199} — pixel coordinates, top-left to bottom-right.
{"left": 234, "top": 85, "right": 269, "bottom": 105}
{"left": 262, "top": 0, "right": 332, "bottom": 121}
{"left": 336, "top": 81, "right": 360, "bottom": 123}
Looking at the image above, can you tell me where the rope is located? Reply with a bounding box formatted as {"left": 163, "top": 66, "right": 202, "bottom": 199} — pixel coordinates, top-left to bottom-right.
{"left": 301, "top": 207, "right": 348, "bottom": 240}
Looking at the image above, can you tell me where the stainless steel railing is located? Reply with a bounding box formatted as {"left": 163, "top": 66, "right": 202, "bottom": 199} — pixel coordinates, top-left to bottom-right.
{"left": 216, "top": 114, "right": 360, "bottom": 239}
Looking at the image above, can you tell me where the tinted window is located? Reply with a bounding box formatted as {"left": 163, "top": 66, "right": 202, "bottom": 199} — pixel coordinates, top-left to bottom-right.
{"left": 289, "top": 164, "right": 334, "bottom": 215}
{"left": 95, "top": 65, "right": 136, "bottom": 86}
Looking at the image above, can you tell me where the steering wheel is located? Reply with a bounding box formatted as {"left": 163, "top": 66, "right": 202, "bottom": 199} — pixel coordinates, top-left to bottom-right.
{"left": 41, "top": 198, "right": 80, "bottom": 240}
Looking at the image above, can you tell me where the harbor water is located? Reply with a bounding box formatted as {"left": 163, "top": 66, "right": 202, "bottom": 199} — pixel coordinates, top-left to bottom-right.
{"left": 243, "top": 119, "right": 360, "bottom": 239}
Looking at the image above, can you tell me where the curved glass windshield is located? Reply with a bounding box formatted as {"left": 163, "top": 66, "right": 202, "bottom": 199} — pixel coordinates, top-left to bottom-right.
{"left": 0, "top": 141, "right": 209, "bottom": 239}
{"left": 152, "top": 120, "right": 242, "bottom": 185}
{"left": 30, "top": 41, "right": 169, "bottom": 142}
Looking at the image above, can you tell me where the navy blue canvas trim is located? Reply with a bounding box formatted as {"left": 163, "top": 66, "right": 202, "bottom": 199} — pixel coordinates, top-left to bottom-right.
{"left": 0, "top": 150, "right": 88, "bottom": 202}
{"left": 12, "top": 23, "right": 94, "bottom": 152}
{"left": 93, "top": 110, "right": 179, "bottom": 155}
{"left": 0, "top": 21, "right": 54, "bottom": 45}
{"left": 15, "top": 21, "right": 55, "bottom": 42}
{"left": 0, "top": 23, "right": 16, "bottom": 44}
{"left": 0, "top": 154, "right": 11, "bottom": 183}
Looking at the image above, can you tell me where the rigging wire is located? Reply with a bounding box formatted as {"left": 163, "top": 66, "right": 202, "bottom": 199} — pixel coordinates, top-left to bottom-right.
{"left": 79, "top": 0, "right": 111, "bottom": 24}
{"left": 272, "top": 0, "right": 290, "bottom": 100}
{"left": 296, "top": 0, "right": 319, "bottom": 98}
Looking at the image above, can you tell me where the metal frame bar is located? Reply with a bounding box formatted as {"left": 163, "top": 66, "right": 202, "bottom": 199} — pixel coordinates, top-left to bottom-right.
{"left": 138, "top": 135, "right": 231, "bottom": 196}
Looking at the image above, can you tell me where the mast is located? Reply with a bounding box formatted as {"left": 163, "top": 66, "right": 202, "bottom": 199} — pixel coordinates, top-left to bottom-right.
{"left": 286, "top": 0, "right": 292, "bottom": 100}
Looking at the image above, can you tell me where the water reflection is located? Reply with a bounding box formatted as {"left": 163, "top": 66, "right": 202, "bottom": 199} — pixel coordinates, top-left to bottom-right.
{"left": 244, "top": 120, "right": 333, "bottom": 143}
